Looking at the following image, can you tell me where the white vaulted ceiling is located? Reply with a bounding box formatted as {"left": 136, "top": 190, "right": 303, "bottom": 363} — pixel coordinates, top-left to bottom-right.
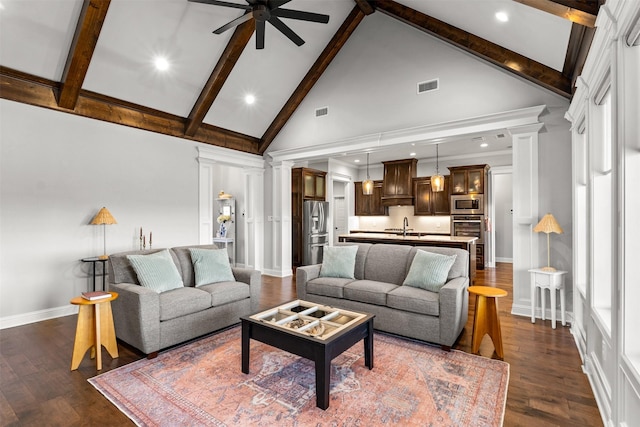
{"left": 0, "top": 0, "right": 596, "bottom": 162}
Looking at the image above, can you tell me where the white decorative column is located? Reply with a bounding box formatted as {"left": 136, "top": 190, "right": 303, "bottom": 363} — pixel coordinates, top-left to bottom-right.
{"left": 197, "top": 159, "right": 216, "bottom": 245}
{"left": 509, "top": 123, "right": 544, "bottom": 317}
{"left": 268, "top": 160, "right": 294, "bottom": 277}
{"left": 243, "top": 167, "right": 265, "bottom": 271}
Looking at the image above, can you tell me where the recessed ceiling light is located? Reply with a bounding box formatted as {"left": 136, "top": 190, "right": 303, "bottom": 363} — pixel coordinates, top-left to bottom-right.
{"left": 354, "top": 159, "right": 360, "bottom": 163}
{"left": 245, "top": 94, "right": 256, "bottom": 105}
{"left": 153, "top": 56, "right": 170, "bottom": 71}
{"left": 480, "top": 142, "right": 489, "bottom": 148}
{"left": 495, "top": 11, "right": 509, "bottom": 22}
{"left": 410, "top": 152, "right": 416, "bottom": 156}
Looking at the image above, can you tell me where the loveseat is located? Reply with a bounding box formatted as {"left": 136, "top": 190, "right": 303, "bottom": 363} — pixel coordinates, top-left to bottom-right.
{"left": 296, "top": 243, "right": 469, "bottom": 349}
{"left": 107, "top": 244, "right": 261, "bottom": 356}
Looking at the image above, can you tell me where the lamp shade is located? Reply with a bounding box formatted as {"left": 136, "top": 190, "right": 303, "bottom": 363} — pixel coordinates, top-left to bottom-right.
{"left": 533, "top": 213, "right": 563, "bottom": 234}
{"left": 90, "top": 207, "right": 117, "bottom": 225}
{"left": 431, "top": 174, "right": 445, "bottom": 192}
{"left": 362, "top": 179, "right": 374, "bottom": 195}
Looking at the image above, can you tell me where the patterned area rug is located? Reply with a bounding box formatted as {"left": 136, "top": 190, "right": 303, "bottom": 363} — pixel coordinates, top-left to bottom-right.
{"left": 89, "top": 326, "right": 509, "bottom": 426}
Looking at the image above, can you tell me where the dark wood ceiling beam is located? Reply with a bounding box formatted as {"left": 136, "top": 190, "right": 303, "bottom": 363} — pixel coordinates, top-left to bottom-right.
{"left": 0, "top": 67, "right": 260, "bottom": 154}
{"left": 57, "top": 0, "right": 111, "bottom": 110}
{"left": 259, "top": 6, "right": 366, "bottom": 154}
{"left": 548, "top": 0, "right": 601, "bottom": 16}
{"left": 185, "top": 18, "right": 255, "bottom": 137}
{"left": 354, "top": 0, "right": 375, "bottom": 15}
{"left": 513, "top": 0, "right": 597, "bottom": 27}
{"left": 375, "top": 0, "right": 572, "bottom": 99}
{"left": 562, "top": 22, "right": 594, "bottom": 90}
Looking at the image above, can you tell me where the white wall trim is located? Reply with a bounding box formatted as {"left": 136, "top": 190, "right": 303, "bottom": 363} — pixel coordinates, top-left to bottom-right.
{"left": 268, "top": 161, "right": 294, "bottom": 277}
{"left": 509, "top": 123, "right": 543, "bottom": 317}
{"left": 488, "top": 165, "right": 513, "bottom": 268}
{"left": 268, "top": 106, "right": 546, "bottom": 162}
{"left": 0, "top": 305, "right": 78, "bottom": 330}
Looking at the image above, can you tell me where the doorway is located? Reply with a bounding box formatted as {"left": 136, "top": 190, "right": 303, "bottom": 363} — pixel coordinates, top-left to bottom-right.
{"left": 489, "top": 167, "right": 513, "bottom": 266}
{"left": 332, "top": 180, "right": 348, "bottom": 245}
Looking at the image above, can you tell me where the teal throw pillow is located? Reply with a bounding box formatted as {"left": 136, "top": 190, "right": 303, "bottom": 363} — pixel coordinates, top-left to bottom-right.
{"left": 189, "top": 248, "right": 235, "bottom": 286}
{"left": 403, "top": 250, "right": 457, "bottom": 292}
{"left": 126, "top": 249, "right": 184, "bottom": 293}
{"left": 319, "top": 245, "right": 358, "bottom": 279}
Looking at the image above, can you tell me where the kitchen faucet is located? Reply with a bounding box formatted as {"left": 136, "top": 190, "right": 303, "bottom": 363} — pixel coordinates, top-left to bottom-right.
{"left": 403, "top": 217, "right": 409, "bottom": 237}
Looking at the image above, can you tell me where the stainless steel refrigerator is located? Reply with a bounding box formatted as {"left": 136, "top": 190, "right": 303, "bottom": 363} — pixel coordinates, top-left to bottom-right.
{"left": 303, "top": 200, "right": 329, "bottom": 265}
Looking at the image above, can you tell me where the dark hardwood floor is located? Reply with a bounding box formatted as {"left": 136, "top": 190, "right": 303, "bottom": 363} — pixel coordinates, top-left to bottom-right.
{"left": 0, "top": 263, "right": 602, "bottom": 426}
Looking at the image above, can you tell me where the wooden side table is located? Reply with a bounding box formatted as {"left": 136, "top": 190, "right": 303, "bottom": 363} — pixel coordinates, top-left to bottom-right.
{"left": 70, "top": 292, "right": 119, "bottom": 371}
{"left": 468, "top": 285, "right": 508, "bottom": 360}
{"left": 528, "top": 269, "right": 568, "bottom": 329}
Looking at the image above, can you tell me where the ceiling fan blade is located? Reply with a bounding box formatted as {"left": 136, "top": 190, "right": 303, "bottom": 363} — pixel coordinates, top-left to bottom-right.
{"left": 271, "top": 8, "right": 329, "bottom": 24}
{"left": 268, "top": 16, "right": 304, "bottom": 46}
{"left": 256, "top": 20, "right": 265, "bottom": 49}
{"left": 269, "top": 0, "right": 293, "bottom": 9}
{"left": 188, "top": 0, "right": 251, "bottom": 11}
{"left": 213, "top": 12, "right": 253, "bottom": 34}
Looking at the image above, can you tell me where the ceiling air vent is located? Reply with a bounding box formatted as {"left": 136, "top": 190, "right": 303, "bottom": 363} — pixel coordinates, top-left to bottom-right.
{"left": 417, "top": 79, "right": 439, "bottom": 94}
{"left": 315, "top": 107, "right": 328, "bottom": 117}
{"left": 472, "top": 136, "right": 485, "bottom": 142}
{"left": 496, "top": 133, "right": 506, "bottom": 139}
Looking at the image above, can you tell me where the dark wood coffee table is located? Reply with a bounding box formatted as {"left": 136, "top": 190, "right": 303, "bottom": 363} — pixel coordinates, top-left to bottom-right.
{"left": 240, "top": 300, "right": 375, "bottom": 410}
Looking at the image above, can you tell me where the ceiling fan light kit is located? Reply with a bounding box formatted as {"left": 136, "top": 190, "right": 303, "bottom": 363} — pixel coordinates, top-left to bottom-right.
{"left": 189, "top": 0, "right": 330, "bottom": 49}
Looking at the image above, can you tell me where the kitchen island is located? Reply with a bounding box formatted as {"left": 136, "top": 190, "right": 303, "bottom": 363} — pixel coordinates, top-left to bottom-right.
{"left": 338, "top": 233, "right": 478, "bottom": 283}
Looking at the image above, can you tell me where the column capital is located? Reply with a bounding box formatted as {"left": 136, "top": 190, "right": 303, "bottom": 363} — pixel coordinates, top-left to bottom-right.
{"left": 508, "top": 123, "right": 545, "bottom": 136}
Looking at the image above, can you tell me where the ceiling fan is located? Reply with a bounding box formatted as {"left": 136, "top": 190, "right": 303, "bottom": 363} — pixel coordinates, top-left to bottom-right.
{"left": 188, "top": 0, "right": 330, "bottom": 49}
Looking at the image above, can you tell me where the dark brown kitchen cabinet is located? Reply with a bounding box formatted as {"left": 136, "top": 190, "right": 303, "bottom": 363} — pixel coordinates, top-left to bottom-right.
{"left": 355, "top": 181, "right": 387, "bottom": 216}
{"left": 381, "top": 158, "right": 417, "bottom": 206}
{"left": 300, "top": 169, "right": 326, "bottom": 200}
{"left": 448, "top": 165, "right": 489, "bottom": 195}
{"left": 413, "top": 176, "right": 450, "bottom": 215}
{"left": 292, "top": 167, "right": 326, "bottom": 266}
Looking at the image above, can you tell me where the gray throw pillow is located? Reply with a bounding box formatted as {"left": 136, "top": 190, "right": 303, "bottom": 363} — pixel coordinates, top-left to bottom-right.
{"left": 189, "top": 248, "right": 235, "bottom": 286}
{"left": 403, "top": 250, "right": 457, "bottom": 292}
{"left": 126, "top": 249, "right": 184, "bottom": 293}
{"left": 319, "top": 245, "right": 358, "bottom": 279}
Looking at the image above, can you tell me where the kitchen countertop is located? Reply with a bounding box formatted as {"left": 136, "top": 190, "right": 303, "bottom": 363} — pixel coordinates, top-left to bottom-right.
{"left": 339, "top": 233, "right": 477, "bottom": 243}
{"left": 349, "top": 229, "right": 451, "bottom": 236}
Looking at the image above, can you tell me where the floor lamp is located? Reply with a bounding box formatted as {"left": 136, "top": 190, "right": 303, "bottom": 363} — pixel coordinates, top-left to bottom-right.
{"left": 91, "top": 207, "right": 117, "bottom": 259}
{"left": 533, "top": 213, "right": 563, "bottom": 271}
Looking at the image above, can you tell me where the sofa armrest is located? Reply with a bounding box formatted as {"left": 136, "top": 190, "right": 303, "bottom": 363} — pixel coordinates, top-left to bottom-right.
{"left": 232, "top": 267, "right": 262, "bottom": 312}
{"left": 438, "top": 277, "right": 470, "bottom": 346}
{"left": 109, "top": 282, "right": 161, "bottom": 355}
{"left": 295, "top": 264, "right": 321, "bottom": 300}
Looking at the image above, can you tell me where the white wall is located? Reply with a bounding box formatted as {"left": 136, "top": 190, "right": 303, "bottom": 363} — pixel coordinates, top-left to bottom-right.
{"left": 0, "top": 99, "right": 223, "bottom": 326}
{"left": 494, "top": 173, "right": 513, "bottom": 261}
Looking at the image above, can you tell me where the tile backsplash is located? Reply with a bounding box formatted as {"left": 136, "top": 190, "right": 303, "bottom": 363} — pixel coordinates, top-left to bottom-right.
{"left": 351, "top": 206, "right": 451, "bottom": 234}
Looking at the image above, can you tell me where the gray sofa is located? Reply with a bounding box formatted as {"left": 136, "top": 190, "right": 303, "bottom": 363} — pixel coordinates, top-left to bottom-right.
{"left": 107, "top": 244, "right": 261, "bottom": 356}
{"left": 296, "top": 243, "right": 469, "bottom": 349}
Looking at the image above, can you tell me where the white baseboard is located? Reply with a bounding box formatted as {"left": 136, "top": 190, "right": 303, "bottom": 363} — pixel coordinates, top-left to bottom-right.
{"left": 0, "top": 304, "right": 78, "bottom": 330}
{"left": 511, "top": 303, "right": 574, "bottom": 325}
{"left": 262, "top": 268, "right": 293, "bottom": 278}
{"left": 495, "top": 257, "right": 513, "bottom": 263}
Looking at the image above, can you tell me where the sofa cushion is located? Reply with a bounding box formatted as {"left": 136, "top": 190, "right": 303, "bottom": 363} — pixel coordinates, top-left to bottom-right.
{"left": 189, "top": 247, "right": 235, "bottom": 286}
{"left": 307, "top": 277, "right": 354, "bottom": 298}
{"left": 363, "top": 244, "right": 414, "bottom": 285}
{"left": 336, "top": 242, "right": 372, "bottom": 280}
{"left": 319, "top": 245, "right": 358, "bottom": 279}
{"left": 109, "top": 248, "right": 181, "bottom": 285}
{"left": 343, "top": 280, "right": 398, "bottom": 306}
{"left": 171, "top": 244, "right": 220, "bottom": 287}
{"left": 403, "top": 250, "right": 457, "bottom": 292}
{"left": 197, "top": 281, "right": 250, "bottom": 307}
{"left": 408, "top": 247, "right": 468, "bottom": 280}
{"left": 387, "top": 285, "right": 440, "bottom": 316}
{"left": 127, "top": 249, "right": 184, "bottom": 293}
{"left": 159, "top": 287, "right": 212, "bottom": 321}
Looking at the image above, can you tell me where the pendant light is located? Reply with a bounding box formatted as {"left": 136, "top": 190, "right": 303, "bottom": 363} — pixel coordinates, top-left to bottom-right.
{"left": 431, "top": 144, "right": 445, "bottom": 192}
{"left": 362, "top": 152, "right": 374, "bottom": 195}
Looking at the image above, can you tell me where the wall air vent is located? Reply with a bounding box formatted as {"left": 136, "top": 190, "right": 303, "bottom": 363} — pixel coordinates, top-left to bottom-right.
{"left": 315, "top": 107, "right": 328, "bottom": 117}
{"left": 417, "top": 79, "right": 439, "bottom": 94}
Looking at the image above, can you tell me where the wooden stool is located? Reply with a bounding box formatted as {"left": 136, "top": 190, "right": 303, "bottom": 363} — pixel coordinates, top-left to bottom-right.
{"left": 70, "top": 292, "right": 119, "bottom": 371}
{"left": 468, "top": 286, "right": 507, "bottom": 360}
